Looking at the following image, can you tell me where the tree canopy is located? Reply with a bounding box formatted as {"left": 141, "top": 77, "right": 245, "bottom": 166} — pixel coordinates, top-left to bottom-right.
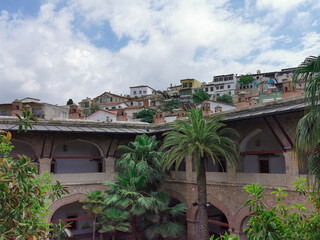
{"left": 161, "top": 108, "right": 239, "bottom": 240}
{"left": 239, "top": 74, "right": 254, "bottom": 87}
{"left": 66, "top": 99, "right": 73, "bottom": 105}
{"left": 162, "top": 99, "right": 180, "bottom": 112}
{"left": 136, "top": 109, "right": 156, "bottom": 123}
{"left": 192, "top": 90, "right": 210, "bottom": 104}
{"left": 216, "top": 94, "right": 234, "bottom": 104}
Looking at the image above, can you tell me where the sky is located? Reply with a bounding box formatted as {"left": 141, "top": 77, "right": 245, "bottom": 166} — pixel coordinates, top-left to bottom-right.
{"left": 0, "top": 0, "right": 320, "bottom": 105}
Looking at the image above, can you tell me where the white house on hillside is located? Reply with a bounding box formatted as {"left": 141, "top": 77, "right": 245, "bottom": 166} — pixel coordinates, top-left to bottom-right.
{"left": 130, "top": 85, "right": 155, "bottom": 97}
{"left": 85, "top": 109, "right": 116, "bottom": 122}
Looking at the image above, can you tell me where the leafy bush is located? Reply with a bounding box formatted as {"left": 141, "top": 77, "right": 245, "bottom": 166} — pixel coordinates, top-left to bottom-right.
{"left": 192, "top": 90, "right": 210, "bottom": 104}
{"left": 136, "top": 109, "right": 156, "bottom": 123}
{"left": 0, "top": 111, "right": 69, "bottom": 239}
{"left": 216, "top": 94, "right": 234, "bottom": 104}
{"left": 239, "top": 74, "right": 254, "bottom": 87}
{"left": 162, "top": 99, "right": 180, "bottom": 112}
{"left": 243, "top": 177, "right": 320, "bottom": 240}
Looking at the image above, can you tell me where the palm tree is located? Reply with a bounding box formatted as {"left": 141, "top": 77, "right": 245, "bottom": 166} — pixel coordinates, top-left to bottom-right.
{"left": 161, "top": 108, "right": 239, "bottom": 240}
{"left": 98, "top": 208, "right": 131, "bottom": 240}
{"left": 116, "top": 134, "right": 164, "bottom": 191}
{"left": 294, "top": 55, "right": 320, "bottom": 188}
{"left": 80, "top": 191, "right": 105, "bottom": 240}
{"left": 144, "top": 192, "right": 187, "bottom": 240}
{"left": 105, "top": 166, "right": 163, "bottom": 240}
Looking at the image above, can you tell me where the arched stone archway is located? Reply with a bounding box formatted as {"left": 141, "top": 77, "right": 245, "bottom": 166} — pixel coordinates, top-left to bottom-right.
{"left": 52, "top": 139, "right": 104, "bottom": 174}
{"left": 10, "top": 139, "right": 40, "bottom": 160}
{"left": 234, "top": 206, "right": 251, "bottom": 233}
{"left": 238, "top": 127, "right": 285, "bottom": 174}
{"left": 47, "top": 193, "right": 86, "bottom": 224}
{"left": 189, "top": 194, "right": 235, "bottom": 238}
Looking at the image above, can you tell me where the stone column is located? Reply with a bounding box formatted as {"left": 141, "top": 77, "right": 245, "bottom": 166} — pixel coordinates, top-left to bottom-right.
{"left": 284, "top": 150, "right": 299, "bottom": 189}
{"left": 227, "top": 161, "right": 237, "bottom": 184}
{"left": 105, "top": 157, "right": 115, "bottom": 181}
{"left": 187, "top": 219, "right": 198, "bottom": 240}
{"left": 186, "top": 156, "right": 193, "bottom": 181}
{"left": 39, "top": 158, "right": 52, "bottom": 174}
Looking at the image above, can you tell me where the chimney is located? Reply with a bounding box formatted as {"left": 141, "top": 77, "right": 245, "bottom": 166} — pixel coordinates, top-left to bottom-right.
{"left": 11, "top": 99, "right": 23, "bottom": 116}
{"left": 202, "top": 101, "right": 212, "bottom": 116}
{"left": 214, "top": 105, "right": 222, "bottom": 113}
{"left": 143, "top": 99, "right": 149, "bottom": 108}
{"left": 176, "top": 109, "right": 186, "bottom": 120}
{"left": 69, "top": 104, "right": 84, "bottom": 119}
{"left": 249, "top": 98, "right": 258, "bottom": 106}
{"left": 153, "top": 110, "right": 166, "bottom": 124}
{"left": 116, "top": 107, "right": 127, "bottom": 121}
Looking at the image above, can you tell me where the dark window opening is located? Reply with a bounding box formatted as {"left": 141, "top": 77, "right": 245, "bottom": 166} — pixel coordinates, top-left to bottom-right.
{"left": 66, "top": 214, "right": 78, "bottom": 230}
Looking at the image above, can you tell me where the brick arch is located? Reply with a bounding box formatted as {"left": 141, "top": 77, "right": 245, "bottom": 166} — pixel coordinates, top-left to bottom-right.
{"left": 189, "top": 194, "right": 235, "bottom": 231}
{"left": 164, "top": 189, "right": 188, "bottom": 208}
{"left": 234, "top": 206, "right": 251, "bottom": 233}
{"left": 52, "top": 138, "right": 104, "bottom": 157}
{"left": 47, "top": 193, "right": 86, "bottom": 223}
{"left": 11, "top": 136, "right": 42, "bottom": 159}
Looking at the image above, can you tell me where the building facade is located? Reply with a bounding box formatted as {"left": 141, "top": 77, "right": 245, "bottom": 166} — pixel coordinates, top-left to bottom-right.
{"left": 0, "top": 97, "right": 309, "bottom": 239}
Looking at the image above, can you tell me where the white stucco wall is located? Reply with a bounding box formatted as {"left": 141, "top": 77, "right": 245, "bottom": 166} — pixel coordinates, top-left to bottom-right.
{"left": 196, "top": 101, "right": 236, "bottom": 112}
{"left": 130, "top": 86, "right": 154, "bottom": 97}
{"left": 86, "top": 110, "right": 116, "bottom": 122}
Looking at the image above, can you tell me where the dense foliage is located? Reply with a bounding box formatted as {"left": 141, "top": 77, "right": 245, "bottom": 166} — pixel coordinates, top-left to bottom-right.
{"left": 294, "top": 55, "right": 320, "bottom": 189}
{"left": 83, "top": 134, "right": 186, "bottom": 240}
{"left": 162, "top": 99, "right": 180, "bottom": 112}
{"left": 136, "top": 109, "right": 156, "bottom": 123}
{"left": 239, "top": 74, "right": 255, "bottom": 87}
{"left": 243, "top": 178, "right": 320, "bottom": 240}
{"left": 216, "top": 94, "right": 234, "bottom": 104}
{"left": 66, "top": 99, "right": 73, "bottom": 105}
{"left": 0, "top": 110, "right": 69, "bottom": 239}
{"left": 192, "top": 90, "right": 210, "bottom": 104}
{"left": 161, "top": 108, "right": 239, "bottom": 240}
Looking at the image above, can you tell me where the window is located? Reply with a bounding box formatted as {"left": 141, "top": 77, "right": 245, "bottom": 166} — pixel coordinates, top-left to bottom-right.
{"left": 143, "top": 90, "right": 147, "bottom": 94}
{"left": 228, "top": 85, "right": 230, "bottom": 88}
{"left": 61, "top": 112, "right": 67, "bottom": 119}
{"left": 183, "top": 83, "right": 188, "bottom": 88}
{"left": 133, "top": 91, "right": 136, "bottom": 94}
{"left": 210, "top": 87, "right": 213, "bottom": 91}
{"left": 63, "top": 145, "right": 68, "bottom": 152}
{"left": 259, "top": 159, "right": 269, "bottom": 173}
{"left": 131, "top": 102, "right": 133, "bottom": 106}
{"left": 229, "top": 76, "right": 233, "bottom": 80}
{"left": 66, "top": 214, "right": 78, "bottom": 230}
{"left": 205, "top": 88, "right": 208, "bottom": 92}
{"left": 85, "top": 103, "right": 89, "bottom": 107}
{"left": 189, "top": 83, "right": 192, "bottom": 87}
{"left": 110, "top": 97, "right": 113, "bottom": 102}
{"left": 220, "top": 86, "right": 224, "bottom": 89}
{"left": 133, "top": 113, "right": 137, "bottom": 118}
{"left": 115, "top": 97, "right": 118, "bottom": 102}
{"left": 224, "top": 77, "right": 228, "bottom": 81}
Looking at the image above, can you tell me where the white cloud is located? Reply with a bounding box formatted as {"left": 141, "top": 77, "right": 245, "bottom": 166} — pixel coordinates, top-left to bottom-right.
{"left": 0, "top": 0, "right": 319, "bottom": 105}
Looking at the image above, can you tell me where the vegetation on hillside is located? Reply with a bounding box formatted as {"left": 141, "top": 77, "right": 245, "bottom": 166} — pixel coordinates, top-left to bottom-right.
{"left": 216, "top": 94, "right": 234, "bottom": 104}
{"left": 192, "top": 90, "right": 210, "bottom": 104}
{"left": 136, "top": 109, "right": 156, "bottom": 123}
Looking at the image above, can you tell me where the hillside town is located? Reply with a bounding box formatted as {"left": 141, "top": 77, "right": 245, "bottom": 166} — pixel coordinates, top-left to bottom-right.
{"left": 0, "top": 57, "right": 309, "bottom": 124}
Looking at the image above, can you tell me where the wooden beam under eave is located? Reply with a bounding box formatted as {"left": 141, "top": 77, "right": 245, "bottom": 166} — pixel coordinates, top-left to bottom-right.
{"left": 263, "top": 117, "right": 285, "bottom": 150}
{"left": 240, "top": 150, "right": 283, "bottom": 155}
{"left": 272, "top": 115, "right": 294, "bottom": 149}
{"left": 208, "top": 219, "right": 229, "bottom": 228}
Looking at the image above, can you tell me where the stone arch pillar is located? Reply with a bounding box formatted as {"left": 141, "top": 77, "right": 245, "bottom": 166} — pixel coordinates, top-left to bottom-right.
{"left": 47, "top": 193, "right": 86, "bottom": 224}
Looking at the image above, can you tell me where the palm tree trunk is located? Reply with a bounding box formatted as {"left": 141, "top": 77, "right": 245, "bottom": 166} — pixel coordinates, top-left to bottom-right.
{"left": 131, "top": 215, "right": 137, "bottom": 240}
{"left": 197, "top": 158, "right": 209, "bottom": 240}
{"left": 92, "top": 218, "right": 96, "bottom": 240}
